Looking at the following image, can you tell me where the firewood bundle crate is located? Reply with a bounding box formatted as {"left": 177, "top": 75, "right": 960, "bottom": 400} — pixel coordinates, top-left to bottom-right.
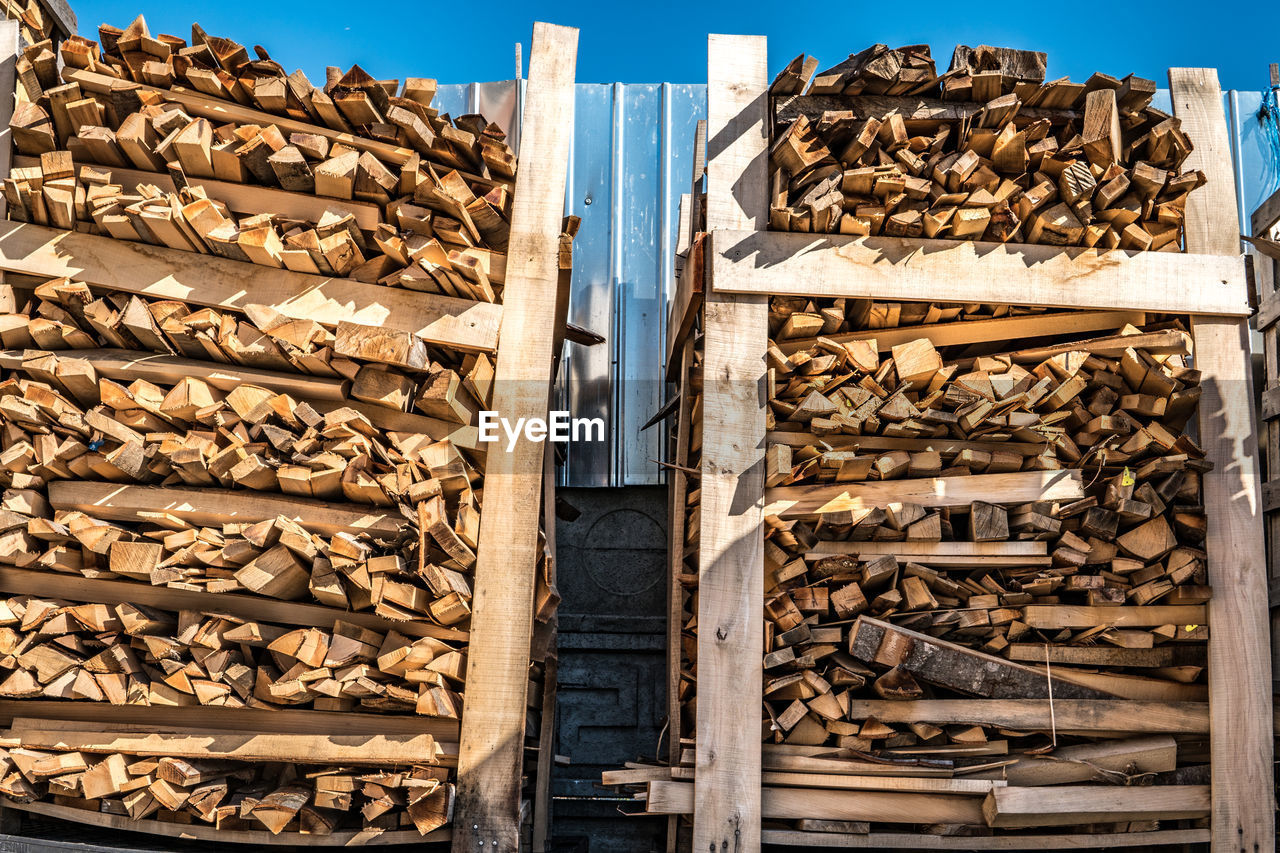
{"left": 0, "top": 14, "right": 578, "bottom": 852}
{"left": 605, "top": 35, "right": 1274, "bottom": 853}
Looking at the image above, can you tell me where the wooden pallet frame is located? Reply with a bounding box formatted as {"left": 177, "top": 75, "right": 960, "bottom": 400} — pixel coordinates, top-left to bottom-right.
{"left": 0, "top": 21, "right": 578, "bottom": 852}
{"left": 675, "top": 34, "right": 1273, "bottom": 852}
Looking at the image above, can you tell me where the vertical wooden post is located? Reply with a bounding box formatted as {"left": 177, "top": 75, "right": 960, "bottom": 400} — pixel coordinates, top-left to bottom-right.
{"left": 1170, "top": 67, "right": 1276, "bottom": 851}
{"left": 693, "top": 33, "right": 768, "bottom": 852}
{"left": 0, "top": 20, "right": 18, "bottom": 223}
{"left": 453, "top": 22, "right": 577, "bottom": 853}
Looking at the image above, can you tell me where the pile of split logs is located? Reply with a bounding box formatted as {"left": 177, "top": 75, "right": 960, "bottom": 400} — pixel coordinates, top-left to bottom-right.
{"left": 768, "top": 44, "right": 1202, "bottom": 250}
{"left": 640, "top": 300, "right": 1214, "bottom": 840}
{"left": 0, "top": 17, "right": 559, "bottom": 843}
{"left": 9, "top": 15, "right": 512, "bottom": 293}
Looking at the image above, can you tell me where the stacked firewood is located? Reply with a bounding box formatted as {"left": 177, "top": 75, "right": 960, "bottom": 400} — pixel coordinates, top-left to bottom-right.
{"left": 0, "top": 596, "right": 462, "bottom": 716}
{"left": 7, "top": 16, "right": 512, "bottom": 295}
{"left": 0, "top": 722, "right": 452, "bottom": 836}
{"left": 768, "top": 44, "right": 1203, "bottom": 250}
{"left": 0, "top": 18, "right": 567, "bottom": 843}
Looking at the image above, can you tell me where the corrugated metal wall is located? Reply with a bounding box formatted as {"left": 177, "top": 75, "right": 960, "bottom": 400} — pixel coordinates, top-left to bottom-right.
{"left": 437, "top": 82, "right": 1277, "bottom": 487}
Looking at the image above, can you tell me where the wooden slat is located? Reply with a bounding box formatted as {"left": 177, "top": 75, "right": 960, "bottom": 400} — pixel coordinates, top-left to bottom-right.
{"left": 0, "top": 567, "right": 467, "bottom": 642}
{"left": 3, "top": 800, "right": 449, "bottom": 847}
{"left": 984, "top": 785, "right": 1210, "bottom": 828}
{"left": 758, "top": 828, "right": 1209, "bottom": 849}
{"left": 765, "top": 470, "right": 1083, "bottom": 519}
{"left": 14, "top": 154, "right": 382, "bottom": 231}
{"left": 451, "top": 23, "right": 577, "bottom": 853}
{"left": 1251, "top": 184, "right": 1280, "bottom": 237}
{"left": 709, "top": 228, "right": 1250, "bottom": 316}
{"left": 0, "top": 700, "right": 459, "bottom": 740}
{"left": 1023, "top": 604, "right": 1206, "bottom": 629}
{"left": 1171, "top": 66, "right": 1276, "bottom": 853}
{"left": 0, "top": 223, "right": 502, "bottom": 353}
{"left": 48, "top": 481, "right": 403, "bottom": 538}
{"left": 651, "top": 780, "right": 984, "bottom": 824}
{"left": 0, "top": 22, "right": 15, "bottom": 223}
{"left": 672, "top": 766, "right": 1000, "bottom": 794}
{"left": 693, "top": 33, "right": 770, "bottom": 853}
{"left": 667, "top": 335, "right": 695, "bottom": 769}
{"left": 843, "top": 699, "right": 1209, "bottom": 733}
{"left": 776, "top": 309, "right": 1145, "bottom": 355}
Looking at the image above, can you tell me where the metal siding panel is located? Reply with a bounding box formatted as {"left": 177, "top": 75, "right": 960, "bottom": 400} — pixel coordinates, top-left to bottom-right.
{"left": 559, "top": 84, "right": 616, "bottom": 486}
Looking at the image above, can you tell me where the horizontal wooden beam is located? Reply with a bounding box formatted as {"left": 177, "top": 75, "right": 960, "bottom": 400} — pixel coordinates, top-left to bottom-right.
{"left": 806, "top": 540, "right": 1049, "bottom": 568}
{"left": 1023, "top": 604, "right": 1207, "bottom": 628}
{"left": 0, "top": 700, "right": 458, "bottom": 741}
{"left": 0, "top": 567, "right": 466, "bottom": 643}
{"left": 710, "top": 229, "right": 1250, "bottom": 316}
{"left": 14, "top": 154, "right": 382, "bottom": 231}
{"left": 47, "top": 481, "right": 403, "bottom": 538}
{"left": 984, "top": 785, "right": 1210, "bottom": 828}
{"left": 843, "top": 699, "right": 1210, "bottom": 733}
{"left": 764, "top": 470, "right": 1083, "bottom": 519}
{"left": 647, "top": 780, "right": 984, "bottom": 824}
{"left": 0, "top": 223, "right": 501, "bottom": 353}
{"left": 1, "top": 728, "right": 442, "bottom": 765}
{"left": 759, "top": 828, "right": 1209, "bottom": 849}
{"left": 669, "top": 766, "right": 1000, "bottom": 795}
{"left": 3, "top": 800, "right": 449, "bottom": 847}
{"left": 776, "top": 309, "right": 1144, "bottom": 355}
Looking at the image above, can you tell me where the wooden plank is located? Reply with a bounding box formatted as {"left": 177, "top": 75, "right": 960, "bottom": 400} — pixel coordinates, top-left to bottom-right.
{"left": 988, "top": 736, "right": 1178, "bottom": 786}
{"left": 0, "top": 567, "right": 467, "bottom": 642}
{"left": 14, "top": 154, "right": 382, "bottom": 231}
{"left": 651, "top": 780, "right": 984, "bottom": 824}
{"left": 1006, "top": 643, "right": 1199, "bottom": 668}
{"left": 1023, "top": 604, "right": 1206, "bottom": 629}
{"left": 0, "top": 222, "right": 502, "bottom": 353}
{"left": 671, "top": 767, "right": 1000, "bottom": 794}
{"left": 665, "top": 117, "right": 707, "bottom": 379}
{"left": 709, "top": 228, "right": 1250, "bottom": 316}
{"left": 1251, "top": 184, "right": 1280, "bottom": 237}
{"left": 1171, "top": 66, "right": 1275, "bottom": 853}
{"left": 842, "top": 700, "right": 1209, "bottom": 733}
{"left": 984, "top": 785, "right": 1210, "bottom": 828}
{"left": 4, "top": 800, "right": 449, "bottom": 847}
{"left": 776, "top": 309, "right": 1145, "bottom": 355}
{"left": 848, "top": 616, "right": 1116, "bottom": 699}
{"left": 667, "top": 336, "right": 695, "bottom": 770}
{"left": 758, "top": 828, "right": 1209, "bottom": 849}
{"left": 0, "top": 700, "right": 458, "bottom": 741}
{"left": 47, "top": 481, "right": 403, "bottom": 538}
{"left": 693, "top": 33, "right": 770, "bottom": 853}
{"left": 452, "top": 23, "right": 577, "bottom": 853}
{"left": 807, "top": 541, "right": 1047, "bottom": 558}
{"left": 767, "top": 431, "right": 1045, "bottom": 458}
{"left": 0, "top": 730, "right": 442, "bottom": 765}
{"left": 765, "top": 470, "right": 1083, "bottom": 519}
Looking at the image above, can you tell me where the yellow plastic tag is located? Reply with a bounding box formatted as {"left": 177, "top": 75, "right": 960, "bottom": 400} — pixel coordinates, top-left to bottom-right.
{"left": 1121, "top": 467, "right": 1134, "bottom": 487}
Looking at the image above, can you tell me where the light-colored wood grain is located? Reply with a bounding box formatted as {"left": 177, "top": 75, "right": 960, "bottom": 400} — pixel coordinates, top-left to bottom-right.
{"left": 776, "top": 309, "right": 1144, "bottom": 355}
{"left": 47, "top": 481, "right": 403, "bottom": 538}
{"left": 3, "top": 800, "right": 449, "bottom": 847}
{"left": 842, "top": 699, "right": 1209, "bottom": 733}
{"left": 767, "top": 431, "right": 1045, "bottom": 458}
{"left": 0, "top": 567, "right": 466, "bottom": 642}
{"left": 667, "top": 336, "right": 695, "bottom": 769}
{"left": 693, "top": 33, "right": 770, "bottom": 853}
{"left": 758, "top": 828, "right": 1208, "bottom": 849}
{"left": 765, "top": 470, "right": 1083, "bottom": 519}
{"left": 1023, "top": 604, "right": 1206, "bottom": 628}
{"left": 984, "top": 785, "right": 1210, "bottom": 828}
{"left": 673, "top": 767, "right": 1000, "bottom": 794}
{"left": 1, "top": 729, "right": 442, "bottom": 765}
{"left": 1251, "top": 184, "right": 1280, "bottom": 237}
{"left": 709, "top": 228, "right": 1249, "bottom": 316}
{"left": 1171, "top": 66, "right": 1276, "bottom": 853}
{"left": 0, "top": 222, "right": 501, "bottom": 353}
{"left": 0, "top": 22, "right": 16, "bottom": 223}
{"left": 451, "top": 23, "right": 577, "bottom": 853}
{"left": 652, "top": 780, "right": 984, "bottom": 824}
{"left": 0, "top": 700, "right": 459, "bottom": 740}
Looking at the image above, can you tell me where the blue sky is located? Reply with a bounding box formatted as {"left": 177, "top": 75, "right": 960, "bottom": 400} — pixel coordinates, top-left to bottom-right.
{"left": 74, "top": 0, "right": 1276, "bottom": 92}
